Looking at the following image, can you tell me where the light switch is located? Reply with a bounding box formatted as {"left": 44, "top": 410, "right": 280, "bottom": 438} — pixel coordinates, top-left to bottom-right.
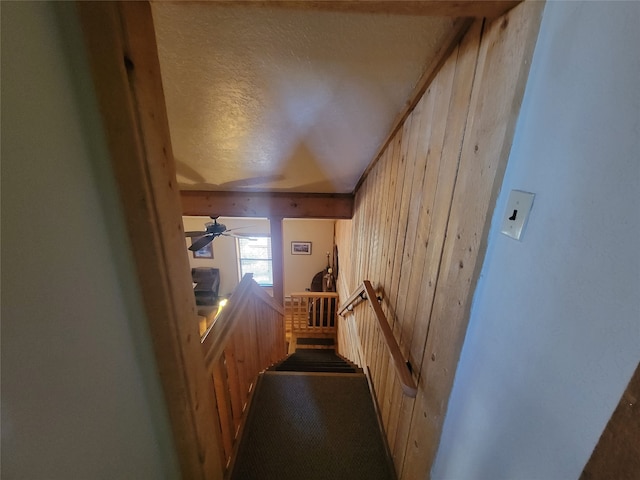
{"left": 500, "top": 190, "right": 535, "bottom": 240}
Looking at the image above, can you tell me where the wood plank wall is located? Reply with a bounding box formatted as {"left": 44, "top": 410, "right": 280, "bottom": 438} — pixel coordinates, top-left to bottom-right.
{"left": 335, "top": 2, "right": 544, "bottom": 478}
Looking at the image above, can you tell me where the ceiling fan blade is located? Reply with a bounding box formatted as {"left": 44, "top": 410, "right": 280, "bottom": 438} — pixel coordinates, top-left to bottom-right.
{"left": 185, "top": 231, "right": 207, "bottom": 237}
{"left": 223, "top": 233, "right": 258, "bottom": 240}
{"left": 189, "top": 234, "right": 214, "bottom": 251}
{"left": 224, "top": 226, "right": 256, "bottom": 233}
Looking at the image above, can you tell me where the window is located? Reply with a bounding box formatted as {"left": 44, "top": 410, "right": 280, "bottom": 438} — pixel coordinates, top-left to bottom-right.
{"left": 237, "top": 236, "right": 273, "bottom": 286}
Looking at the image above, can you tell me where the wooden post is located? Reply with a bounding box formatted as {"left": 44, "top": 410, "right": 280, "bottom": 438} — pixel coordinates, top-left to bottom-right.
{"left": 270, "top": 217, "right": 285, "bottom": 307}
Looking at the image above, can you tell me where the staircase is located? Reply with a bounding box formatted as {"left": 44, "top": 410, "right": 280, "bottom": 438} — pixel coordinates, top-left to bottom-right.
{"left": 228, "top": 340, "right": 396, "bottom": 480}
{"left": 273, "top": 348, "right": 360, "bottom": 374}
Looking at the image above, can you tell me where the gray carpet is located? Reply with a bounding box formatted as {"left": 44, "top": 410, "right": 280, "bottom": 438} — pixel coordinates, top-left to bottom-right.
{"left": 230, "top": 372, "right": 395, "bottom": 480}
{"left": 273, "top": 349, "right": 359, "bottom": 373}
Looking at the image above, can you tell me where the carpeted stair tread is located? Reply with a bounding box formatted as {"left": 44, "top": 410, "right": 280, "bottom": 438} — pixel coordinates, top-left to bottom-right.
{"left": 230, "top": 372, "right": 395, "bottom": 480}
{"left": 295, "top": 348, "right": 339, "bottom": 355}
{"left": 276, "top": 364, "right": 352, "bottom": 368}
{"left": 276, "top": 363, "right": 355, "bottom": 368}
{"left": 296, "top": 337, "right": 335, "bottom": 346}
{"left": 276, "top": 369, "right": 356, "bottom": 374}
{"left": 271, "top": 348, "right": 360, "bottom": 373}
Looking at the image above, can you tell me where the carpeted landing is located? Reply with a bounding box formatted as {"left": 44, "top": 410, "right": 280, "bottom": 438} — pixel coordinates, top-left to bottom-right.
{"left": 229, "top": 371, "right": 395, "bottom": 480}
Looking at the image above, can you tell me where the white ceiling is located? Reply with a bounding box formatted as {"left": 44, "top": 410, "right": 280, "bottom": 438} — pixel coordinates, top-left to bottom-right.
{"left": 152, "top": 3, "right": 454, "bottom": 193}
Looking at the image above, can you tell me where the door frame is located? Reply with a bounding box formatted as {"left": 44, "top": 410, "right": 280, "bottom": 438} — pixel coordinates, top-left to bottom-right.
{"left": 76, "top": 3, "right": 224, "bottom": 478}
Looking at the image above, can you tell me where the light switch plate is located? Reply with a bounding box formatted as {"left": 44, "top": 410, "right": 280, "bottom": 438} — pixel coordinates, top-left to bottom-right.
{"left": 500, "top": 190, "right": 535, "bottom": 240}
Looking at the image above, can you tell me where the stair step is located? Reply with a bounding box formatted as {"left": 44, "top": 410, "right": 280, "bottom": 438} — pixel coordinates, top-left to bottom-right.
{"left": 277, "top": 362, "right": 355, "bottom": 367}
{"left": 278, "top": 362, "right": 353, "bottom": 367}
{"left": 296, "top": 337, "right": 335, "bottom": 346}
{"left": 269, "top": 348, "right": 361, "bottom": 374}
{"left": 229, "top": 372, "right": 395, "bottom": 480}
{"left": 277, "top": 363, "right": 353, "bottom": 368}
{"left": 275, "top": 366, "right": 359, "bottom": 373}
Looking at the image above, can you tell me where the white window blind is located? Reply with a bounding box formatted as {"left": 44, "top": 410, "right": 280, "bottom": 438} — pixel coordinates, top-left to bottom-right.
{"left": 237, "top": 236, "right": 273, "bottom": 286}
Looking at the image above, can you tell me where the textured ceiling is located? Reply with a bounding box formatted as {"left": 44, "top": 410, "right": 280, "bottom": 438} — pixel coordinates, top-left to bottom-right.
{"left": 152, "top": 3, "right": 454, "bottom": 193}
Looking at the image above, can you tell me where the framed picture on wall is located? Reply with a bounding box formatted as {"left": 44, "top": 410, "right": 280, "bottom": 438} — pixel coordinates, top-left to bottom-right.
{"left": 291, "top": 241, "right": 312, "bottom": 255}
{"left": 192, "top": 237, "right": 213, "bottom": 259}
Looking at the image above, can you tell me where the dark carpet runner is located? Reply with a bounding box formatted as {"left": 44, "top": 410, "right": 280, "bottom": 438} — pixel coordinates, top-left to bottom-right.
{"left": 273, "top": 349, "right": 360, "bottom": 373}
{"left": 229, "top": 347, "right": 395, "bottom": 479}
{"left": 296, "top": 337, "right": 335, "bottom": 346}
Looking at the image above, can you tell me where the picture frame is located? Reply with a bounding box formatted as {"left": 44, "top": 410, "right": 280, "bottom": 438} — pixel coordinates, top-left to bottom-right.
{"left": 291, "top": 241, "right": 312, "bottom": 255}
{"left": 192, "top": 237, "right": 213, "bottom": 259}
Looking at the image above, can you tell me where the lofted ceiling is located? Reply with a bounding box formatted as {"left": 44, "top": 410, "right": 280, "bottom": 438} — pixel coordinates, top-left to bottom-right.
{"left": 151, "top": 3, "right": 457, "bottom": 194}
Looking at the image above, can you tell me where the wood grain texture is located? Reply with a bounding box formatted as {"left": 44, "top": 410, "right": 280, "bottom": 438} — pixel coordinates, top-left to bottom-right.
{"left": 334, "top": 2, "right": 544, "bottom": 478}
{"left": 356, "top": 17, "right": 473, "bottom": 192}
{"left": 404, "top": 4, "right": 545, "bottom": 476}
{"left": 288, "top": 292, "right": 339, "bottom": 334}
{"left": 181, "top": 190, "right": 353, "bottom": 218}
{"left": 202, "top": 275, "right": 287, "bottom": 469}
{"left": 199, "top": 1, "right": 521, "bottom": 18}
{"left": 581, "top": 362, "right": 640, "bottom": 480}
{"left": 363, "top": 281, "right": 417, "bottom": 397}
{"left": 77, "top": 3, "right": 224, "bottom": 478}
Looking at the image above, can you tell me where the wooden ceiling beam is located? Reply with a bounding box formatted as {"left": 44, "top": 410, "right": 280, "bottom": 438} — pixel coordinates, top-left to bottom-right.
{"left": 180, "top": 190, "right": 354, "bottom": 219}
{"left": 200, "top": 1, "right": 521, "bottom": 19}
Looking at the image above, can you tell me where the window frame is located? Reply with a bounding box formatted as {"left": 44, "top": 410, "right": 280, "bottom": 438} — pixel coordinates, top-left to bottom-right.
{"left": 236, "top": 235, "right": 273, "bottom": 287}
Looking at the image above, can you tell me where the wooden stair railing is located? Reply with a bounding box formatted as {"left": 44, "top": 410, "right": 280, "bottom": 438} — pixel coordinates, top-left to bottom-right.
{"left": 288, "top": 291, "right": 339, "bottom": 335}
{"left": 201, "top": 274, "right": 286, "bottom": 469}
{"left": 339, "top": 280, "right": 418, "bottom": 398}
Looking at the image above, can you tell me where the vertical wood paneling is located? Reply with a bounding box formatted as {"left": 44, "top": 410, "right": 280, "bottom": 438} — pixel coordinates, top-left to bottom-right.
{"left": 379, "top": 133, "right": 404, "bottom": 440}
{"left": 405, "top": 6, "right": 545, "bottom": 476}
{"left": 375, "top": 141, "right": 397, "bottom": 420}
{"left": 390, "top": 53, "right": 463, "bottom": 471}
{"left": 335, "top": 3, "right": 543, "bottom": 478}
{"left": 393, "top": 21, "right": 487, "bottom": 477}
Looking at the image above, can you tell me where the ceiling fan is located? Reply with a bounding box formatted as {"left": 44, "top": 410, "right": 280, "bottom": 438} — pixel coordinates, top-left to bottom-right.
{"left": 185, "top": 216, "right": 254, "bottom": 251}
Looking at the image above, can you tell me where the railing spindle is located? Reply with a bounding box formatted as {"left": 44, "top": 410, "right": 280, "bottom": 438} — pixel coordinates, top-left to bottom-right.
{"left": 212, "top": 355, "right": 234, "bottom": 460}
{"left": 201, "top": 274, "right": 286, "bottom": 469}
{"left": 288, "top": 291, "right": 339, "bottom": 336}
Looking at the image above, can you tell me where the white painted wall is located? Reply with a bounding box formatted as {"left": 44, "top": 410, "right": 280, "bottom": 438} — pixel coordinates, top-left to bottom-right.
{"left": 284, "top": 219, "right": 335, "bottom": 294}
{"left": 1, "top": 3, "right": 178, "bottom": 478}
{"left": 432, "top": 2, "right": 640, "bottom": 479}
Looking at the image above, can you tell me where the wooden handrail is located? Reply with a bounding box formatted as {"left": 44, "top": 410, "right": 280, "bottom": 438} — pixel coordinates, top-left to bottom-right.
{"left": 200, "top": 273, "right": 287, "bottom": 467}
{"left": 201, "top": 274, "right": 283, "bottom": 365}
{"left": 338, "top": 283, "right": 366, "bottom": 315}
{"left": 340, "top": 280, "right": 418, "bottom": 398}
{"left": 290, "top": 291, "right": 339, "bottom": 298}
{"left": 201, "top": 274, "right": 253, "bottom": 365}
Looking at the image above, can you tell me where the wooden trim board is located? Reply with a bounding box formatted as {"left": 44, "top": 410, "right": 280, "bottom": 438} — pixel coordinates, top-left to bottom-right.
{"left": 77, "top": 2, "right": 224, "bottom": 478}
{"left": 192, "top": 1, "right": 521, "bottom": 19}
{"left": 181, "top": 190, "right": 353, "bottom": 219}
